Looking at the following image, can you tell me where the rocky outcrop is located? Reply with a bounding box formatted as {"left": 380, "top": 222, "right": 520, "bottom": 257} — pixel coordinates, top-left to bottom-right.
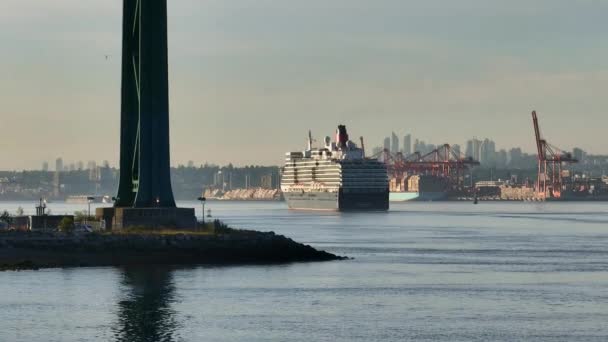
{"left": 0, "top": 225, "right": 343, "bottom": 270}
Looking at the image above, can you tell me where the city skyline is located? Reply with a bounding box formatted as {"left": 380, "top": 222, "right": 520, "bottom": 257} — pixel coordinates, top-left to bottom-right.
{"left": 2, "top": 0, "right": 608, "bottom": 170}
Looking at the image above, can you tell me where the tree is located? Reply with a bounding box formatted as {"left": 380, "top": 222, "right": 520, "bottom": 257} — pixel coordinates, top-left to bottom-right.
{"left": 16, "top": 206, "right": 24, "bottom": 216}
{"left": 0, "top": 210, "right": 11, "bottom": 224}
{"left": 58, "top": 217, "right": 75, "bottom": 233}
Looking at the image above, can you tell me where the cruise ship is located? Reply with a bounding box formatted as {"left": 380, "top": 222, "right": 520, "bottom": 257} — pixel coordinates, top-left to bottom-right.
{"left": 281, "top": 125, "right": 389, "bottom": 211}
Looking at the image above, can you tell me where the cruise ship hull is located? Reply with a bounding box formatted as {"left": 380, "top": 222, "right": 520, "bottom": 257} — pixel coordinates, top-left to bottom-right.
{"left": 389, "top": 191, "right": 447, "bottom": 202}
{"left": 284, "top": 190, "right": 389, "bottom": 211}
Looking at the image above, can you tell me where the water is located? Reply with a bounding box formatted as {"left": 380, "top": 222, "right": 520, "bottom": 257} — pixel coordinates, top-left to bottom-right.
{"left": 2, "top": 201, "right": 608, "bottom": 341}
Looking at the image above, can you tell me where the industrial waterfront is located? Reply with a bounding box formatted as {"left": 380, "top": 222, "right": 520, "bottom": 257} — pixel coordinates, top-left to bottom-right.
{"left": 1, "top": 201, "right": 608, "bottom": 341}
{"left": 2, "top": 0, "right": 608, "bottom": 340}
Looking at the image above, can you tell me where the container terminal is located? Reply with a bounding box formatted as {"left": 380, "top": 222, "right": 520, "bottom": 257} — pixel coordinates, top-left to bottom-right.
{"left": 373, "top": 111, "right": 608, "bottom": 202}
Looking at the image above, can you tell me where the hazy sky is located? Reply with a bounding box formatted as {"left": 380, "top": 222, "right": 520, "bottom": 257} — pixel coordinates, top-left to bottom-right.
{"left": 1, "top": 0, "right": 607, "bottom": 170}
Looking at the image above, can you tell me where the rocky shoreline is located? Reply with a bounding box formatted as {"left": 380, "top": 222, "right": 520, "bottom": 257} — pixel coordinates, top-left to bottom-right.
{"left": 0, "top": 224, "right": 344, "bottom": 271}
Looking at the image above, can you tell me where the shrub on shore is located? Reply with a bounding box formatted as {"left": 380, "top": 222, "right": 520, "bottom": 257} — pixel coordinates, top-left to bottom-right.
{"left": 58, "top": 217, "right": 75, "bottom": 233}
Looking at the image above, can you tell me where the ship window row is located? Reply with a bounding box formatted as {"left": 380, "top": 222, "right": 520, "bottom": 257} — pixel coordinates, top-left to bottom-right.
{"left": 283, "top": 169, "right": 386, "bottom": 175}
{"left": 286, "top": 161, "right": 337, "bottom": 165}
{"left": 284, "top": 167, "right": 385, "bottom": 172}
{"left": 284, "top": 163, "right": 385, "bottom": 168}
{"left": 286, "top": 161, "right": 385, "bottom": 168}
{"left": 283, "top": 168, "right": 386, "bottom": 175}
{"left": 283, "top": 178, "right": 388, "bottom": 183}
{"left": 283, "top": 175, "right": 387, "bottom": 181}
{"left": 283, "top": 181, "right": 388, "bottom": 187}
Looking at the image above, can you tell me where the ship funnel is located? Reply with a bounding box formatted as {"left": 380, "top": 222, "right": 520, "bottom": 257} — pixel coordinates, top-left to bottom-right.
{"left": 336, "top": 125, "right": 349, "bottom": 149}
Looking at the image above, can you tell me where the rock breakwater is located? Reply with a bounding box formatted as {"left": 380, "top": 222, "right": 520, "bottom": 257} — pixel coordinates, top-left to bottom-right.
{"left": 0, "top": 224, "right": 343, "bottom": 270}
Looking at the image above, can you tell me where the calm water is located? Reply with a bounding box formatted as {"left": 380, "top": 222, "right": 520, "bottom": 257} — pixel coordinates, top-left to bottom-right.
{"left": 2, "top": 201, "right": 608, "bottom": 341}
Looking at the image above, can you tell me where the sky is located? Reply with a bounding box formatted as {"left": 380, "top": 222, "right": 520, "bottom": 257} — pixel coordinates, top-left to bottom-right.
{"left": 1, "top": 0, "right": 607, "bottom": 170}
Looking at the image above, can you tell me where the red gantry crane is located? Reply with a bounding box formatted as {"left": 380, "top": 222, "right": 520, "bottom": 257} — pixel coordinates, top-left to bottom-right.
{"left": 376, "top": 144, "right": 479, "bottom": 191}
{"left": 531, "top": 110, "right": 578, "bottom": 199}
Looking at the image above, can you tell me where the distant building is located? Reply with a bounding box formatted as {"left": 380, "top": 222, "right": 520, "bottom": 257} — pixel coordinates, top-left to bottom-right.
{"left": 496, "top": 149, "right": 508, "bottom": 168}
{"left": 55, "top": 158, "right": 64, "bottom": 172}
{"left": 508, "top": 148, "right": 523, "bottom": 167}
{"left": 391, "top": 132, "right": 399, "bottom": 154}
{"left": 42, "top": 161, "right": 49, "bottom": 172}
{"left": 403, "top": 134, "right": 412, "bottom": 156}
{"left": 466, "top": 139, "right": 482, "bottom": 162}
{"left": 480, "top": 138, "right": 496, "bottom": 166}
{"left": 383, "top": 137, "right": 391, "bottom": 151}
{"left": 87, "top": 161, "right": 97, "bottom": 171}
{"left": 573, "top": 148, "right": 586, "bottom": 163}
{"left": 465, "top": 140, "right": 474, "bottom": 158}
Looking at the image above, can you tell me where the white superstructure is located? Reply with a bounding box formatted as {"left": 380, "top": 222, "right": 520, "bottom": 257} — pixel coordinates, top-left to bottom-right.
{"left": 281, "top": 126, "right": 389, "bottom": 211}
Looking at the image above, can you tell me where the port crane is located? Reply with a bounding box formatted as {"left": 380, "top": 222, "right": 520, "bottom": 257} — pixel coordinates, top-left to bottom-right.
{"left": 531, "top": 110, "right": 578, "bottom": 199}
{"left": 375, "top": 144, "right": 479, "bottom": 189}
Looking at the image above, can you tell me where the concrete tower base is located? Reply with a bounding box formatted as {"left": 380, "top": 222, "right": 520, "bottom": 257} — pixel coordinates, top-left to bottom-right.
{"left": 97, "top": 207, "right": 197, "bottom": 231}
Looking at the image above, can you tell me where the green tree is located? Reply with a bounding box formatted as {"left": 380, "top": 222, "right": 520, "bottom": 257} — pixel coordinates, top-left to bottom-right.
{"left": 16, "top": 206, "right": 24, "bottom": 216}
{"left": 58, "top": 217, "right": 75, "bottom": 233}
{"left": 0, "top": 210, "right": 11, "bottom": 224}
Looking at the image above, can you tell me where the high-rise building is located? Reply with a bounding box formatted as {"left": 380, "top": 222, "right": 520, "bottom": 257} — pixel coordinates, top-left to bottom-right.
{"left": 496, "top": 149, "right": 508, "bottom": 168}
{"left": 465, "top": 140, "right": 474, "bottom": 158}
{"left": 414, "top": 139, "right": 420, "bottom": 153}
{"left": 87, "top": 161, "right": 97, "bottom": 171}
{"left": 42, "top": 161, "right": 49, "bottom": 172}
{"left": 55, "top": 158, "right": 64, "bottom": 172}
{"left": 466, "top": 139, "right": 482, "bottom": 161}
{"left": 473, "top": 139, "right": 482, "bottom": 162}
{"left": 391, "top": 132, "right": 399, "bottom": 154}
{"left": 383, "top": 137, "right": 391, "bottom": 151}
{"left": 403, "top": 134, "right": 412, "bottom": 156}
{"left": 573, "top": 148, "right": 586, "bottom": 163}
{"left": 508, "top": 148, "right": 523, "bottom": 167}
{"left": 480, "top": 138, "right": 496, "bottom": 166}
{"left": 77, "top": 161, "right": 84, "bottom": 171}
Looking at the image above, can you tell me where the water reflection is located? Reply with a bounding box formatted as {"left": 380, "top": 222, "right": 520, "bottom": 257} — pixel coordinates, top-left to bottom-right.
{"left": 113, "top": 267, "right": 180, "bottom": 342}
